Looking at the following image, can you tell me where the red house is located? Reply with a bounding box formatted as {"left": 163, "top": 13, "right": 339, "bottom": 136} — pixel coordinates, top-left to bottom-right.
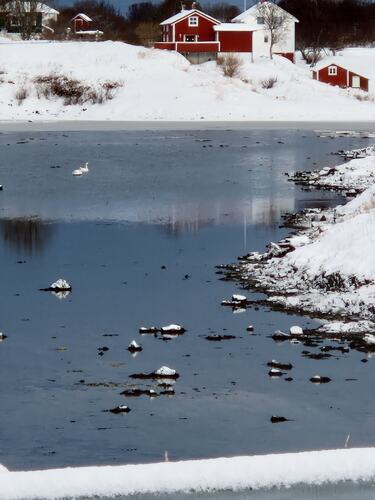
{"left": 70, "top": 12, "right": 104, "bottom": 39}
{"left": 154, "top": 8, "right": 256, "bottom": 63}
{"left": 72, "top": 13, "right": 93, "bottom": 33}
{"left": 313, "top": 62, "right": 369, "bottom": 92}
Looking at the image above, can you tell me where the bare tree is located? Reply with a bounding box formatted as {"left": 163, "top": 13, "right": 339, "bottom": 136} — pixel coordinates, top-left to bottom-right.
{"left": 256, "top": 1, "right": 288, "bottom": 60}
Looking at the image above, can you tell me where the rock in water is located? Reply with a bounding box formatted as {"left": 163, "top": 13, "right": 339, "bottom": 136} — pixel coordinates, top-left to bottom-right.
{"left": 127, "top": 340, "right": 142, "bottom": 353}
{"left": 270, "top": 416, "right": 289, "bottom": 423}
{"left": 109, "top": 405, "right": 131, "bottom": 414}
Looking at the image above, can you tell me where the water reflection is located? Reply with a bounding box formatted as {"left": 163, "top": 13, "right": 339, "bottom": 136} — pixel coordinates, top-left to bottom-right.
{"left": 0, "top": 217, "right": 54, "bottom": 254}
{"left": 161, "top": 197, "right": 295, "bottom": 237}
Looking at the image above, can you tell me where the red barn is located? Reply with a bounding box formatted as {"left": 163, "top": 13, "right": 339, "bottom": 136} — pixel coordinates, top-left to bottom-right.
{"left": 154, "top": 8, "right": 257, "bottom": 63}
{"left": 313, "top": 62, "right": 369, "bottom": 92}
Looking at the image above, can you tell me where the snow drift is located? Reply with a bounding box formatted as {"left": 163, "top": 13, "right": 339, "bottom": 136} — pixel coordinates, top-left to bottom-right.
{"left": 1, "top": 448, "right": 375, "bottom": 499}
{"left": 1, "top": 41, "right": 375, "bottom": 121}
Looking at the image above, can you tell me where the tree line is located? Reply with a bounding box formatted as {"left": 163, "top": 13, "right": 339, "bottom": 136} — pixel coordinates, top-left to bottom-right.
{"left": 5, "top": 0, "right": 375, "bottom": 55}
{"left": 279, "top": 0, "right": 375, "bottom": 63}
{"left": 46, "top": 0, "right": 239, "bottom": 45}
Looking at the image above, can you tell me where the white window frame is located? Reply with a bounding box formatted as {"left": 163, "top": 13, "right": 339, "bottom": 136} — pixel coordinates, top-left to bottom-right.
{"left": 188, "top": 16, "right": 199, "bottom": 27}
{"left": 328, "top": 66, "right": 337, "bottom": 76}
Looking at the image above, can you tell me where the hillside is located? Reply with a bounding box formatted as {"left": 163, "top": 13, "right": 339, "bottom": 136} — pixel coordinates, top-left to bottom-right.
{"left": 0, "top": 41, "right": 375, "bottom": 121}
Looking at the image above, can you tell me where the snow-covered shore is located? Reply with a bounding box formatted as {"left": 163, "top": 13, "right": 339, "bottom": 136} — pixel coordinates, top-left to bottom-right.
{"left": 1, "top": 41, "right": 375, "bottom": 122}
{"left": 224, "top": 153, "right": 375, "bottom": 334}
{"left": 1, "top": 448, "right": 375, "bottom": 499}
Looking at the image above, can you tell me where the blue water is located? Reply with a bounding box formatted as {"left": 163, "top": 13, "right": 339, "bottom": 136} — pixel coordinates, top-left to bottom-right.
{"left": 0, "top": 129, "right": 374, "bottom": 474}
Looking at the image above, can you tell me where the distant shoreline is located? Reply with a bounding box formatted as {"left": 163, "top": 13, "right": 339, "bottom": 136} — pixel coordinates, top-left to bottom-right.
{"left": 1, "top": 120, "right": 375, "bottom": 132}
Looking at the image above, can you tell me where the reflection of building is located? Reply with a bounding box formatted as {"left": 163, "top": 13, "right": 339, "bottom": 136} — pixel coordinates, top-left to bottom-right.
{"left": 158, "top": 196, "right": 296, "bottom": 237}
{"left": 0, "top": 217, "right": 54, "bottom": 254}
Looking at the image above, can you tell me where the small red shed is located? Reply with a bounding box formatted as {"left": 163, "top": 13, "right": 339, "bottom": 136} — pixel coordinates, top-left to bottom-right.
{"left": 313, "top": 62, "right": 369, "bottom": 92}
{"left": 71, "top": 13, "right": 93, "bottom": 33}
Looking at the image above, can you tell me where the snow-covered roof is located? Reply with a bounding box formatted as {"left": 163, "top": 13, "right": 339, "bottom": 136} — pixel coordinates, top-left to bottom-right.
{"left": 160, "top": 9, "right": 219, "bottom": 26}
{"left": 0, "top": 2, "right": 59, "bottom": 14}
{"left": 214, "top": 23, "right": 259, "bottom": 32}
{"left": 232, "top": 1, "right": 298, "bottom": 24}
{"left": 72, "top": 13, "right": 93, "bottom": 22}
{"left": 76, "top": 30, "right": 103, "bottom": 35}
{"left": 314, "top": 54, "right": 370, "bottom": 80}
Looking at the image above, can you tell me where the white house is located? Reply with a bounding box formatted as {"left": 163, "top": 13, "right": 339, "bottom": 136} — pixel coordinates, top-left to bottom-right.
{"left": 0, "top": 2, "right": 59, "bottom": 34}
{"left": 232, "top": 0, "right": 298, "bottom": 62}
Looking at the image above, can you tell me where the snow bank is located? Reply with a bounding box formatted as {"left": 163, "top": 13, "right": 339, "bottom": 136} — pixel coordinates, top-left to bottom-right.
{"left": 235, "top": 157, "right": 375, "bottom": 327}
{"left": 1, "top": 448, "right": 375, "bottom": 499}
{"left": 1, "top": 41, "right": 375, "bottom": 121}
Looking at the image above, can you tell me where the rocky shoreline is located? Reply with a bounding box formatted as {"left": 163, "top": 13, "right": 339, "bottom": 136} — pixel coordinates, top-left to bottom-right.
{"left": 221, "top": 149, "right": 375, "bottom": 338}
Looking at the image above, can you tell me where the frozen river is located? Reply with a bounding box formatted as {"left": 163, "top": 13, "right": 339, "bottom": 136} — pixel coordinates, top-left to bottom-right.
{"left": 0, "top": 128, "right": 374, "bottom": 489}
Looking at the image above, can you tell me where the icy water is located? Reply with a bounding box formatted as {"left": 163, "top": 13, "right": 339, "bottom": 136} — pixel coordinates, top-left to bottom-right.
{"left": 0, "top": 129, "right": 375, "bottom": 477}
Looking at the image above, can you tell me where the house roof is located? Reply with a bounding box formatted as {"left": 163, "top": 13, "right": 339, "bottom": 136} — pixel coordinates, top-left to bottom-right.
{"left": 0, "top": 1, "right": 59, "bottom": 14}
{"left": 213, "top": 23, "right": 259, "bottom": 32}
{"left": 72, "top": 13, "right": 93, "bottom": 22}
{"left": 314, "top": 55, "right": 370, "bottom": 80}
{"left": 232, "top": 1, "right": 299, "bottom": 24}
{"left": 160, "top": 9, "right": 220, "bottom": 26}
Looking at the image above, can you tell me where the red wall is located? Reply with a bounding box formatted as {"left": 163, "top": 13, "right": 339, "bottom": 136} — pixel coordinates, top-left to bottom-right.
{"left": 218, "top": 31, "right": 252, "bottom": 52}
{"left": 275, "top": 52, "right": 295, "bottom": 63}
{"left": 348, "top": 71, "right": 369, "bottom": 91}
{"left": 316, "top": 65, "right": 348, "bottom": 88}
{"left": 314, "top": 65, "right": 368, "bottom": 91}
{"left": 177, "top": 42, "right": 219, "bottom": 52}
{"left": 74, "top": 18, "right": 90, "bottom": 32}
{"left": 174, "top": 13, "right": 217, "bottom": 42}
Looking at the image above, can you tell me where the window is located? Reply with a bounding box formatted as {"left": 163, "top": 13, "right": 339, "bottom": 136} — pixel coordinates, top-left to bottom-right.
{"left": 264, "top": 35, "right": 268, "bottom": 43}
{"left": 184, "top": 34, "right": 197, "bottom": 42}
{"left": 328, "top": 66, "right": 337, "bottom": 76}
{"left": 257, "top": 16, "right": 264, "bottom": 24}
{"left": 188, "top": 16, "right": 198, "bottom": 26}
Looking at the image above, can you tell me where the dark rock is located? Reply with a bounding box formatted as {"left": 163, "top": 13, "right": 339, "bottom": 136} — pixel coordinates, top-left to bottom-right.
{"left": 267, "top": 360, "right": 293, "bottom": 371}
{"left": 270, "top": 416, "right": 290, "bottom": 423}
{"left": 120, "top": 389, "right": 156, "bottom": 397}
{"left": 310, "top": 375, "right": 331, "bottom": 384}
{"left": 139, "top": 327, "right": 159, "bottom": 334}
{"left": 205, "top": 335, "right": 236, "bottom": 341}
{"left": 109, "top": 405, "right": 131, "bottom": 414}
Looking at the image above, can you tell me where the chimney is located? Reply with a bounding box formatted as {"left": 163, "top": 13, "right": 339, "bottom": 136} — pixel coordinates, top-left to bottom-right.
{"left": 181, "top": 2, "right": 186, "bottom": 11}
{"left": 192, "top": 1, "right": 197, "bottom": 8}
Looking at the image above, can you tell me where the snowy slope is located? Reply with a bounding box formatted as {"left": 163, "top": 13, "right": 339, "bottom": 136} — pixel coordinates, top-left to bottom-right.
{"left": 1, "top": 448, "right": 375, "bottom": 499}
{"left": 238, "top": 158, "right": 375, "bottom": 327}
{"left": 1, "top": 40, "right": 375, "bottom": 121}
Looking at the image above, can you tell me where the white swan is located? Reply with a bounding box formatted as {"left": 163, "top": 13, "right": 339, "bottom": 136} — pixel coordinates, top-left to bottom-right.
{"left": 80, "top": 162, "right": 89, "bottom": 173}
{"left": 72, "top": 162, "right": 89, "bottom": 176}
